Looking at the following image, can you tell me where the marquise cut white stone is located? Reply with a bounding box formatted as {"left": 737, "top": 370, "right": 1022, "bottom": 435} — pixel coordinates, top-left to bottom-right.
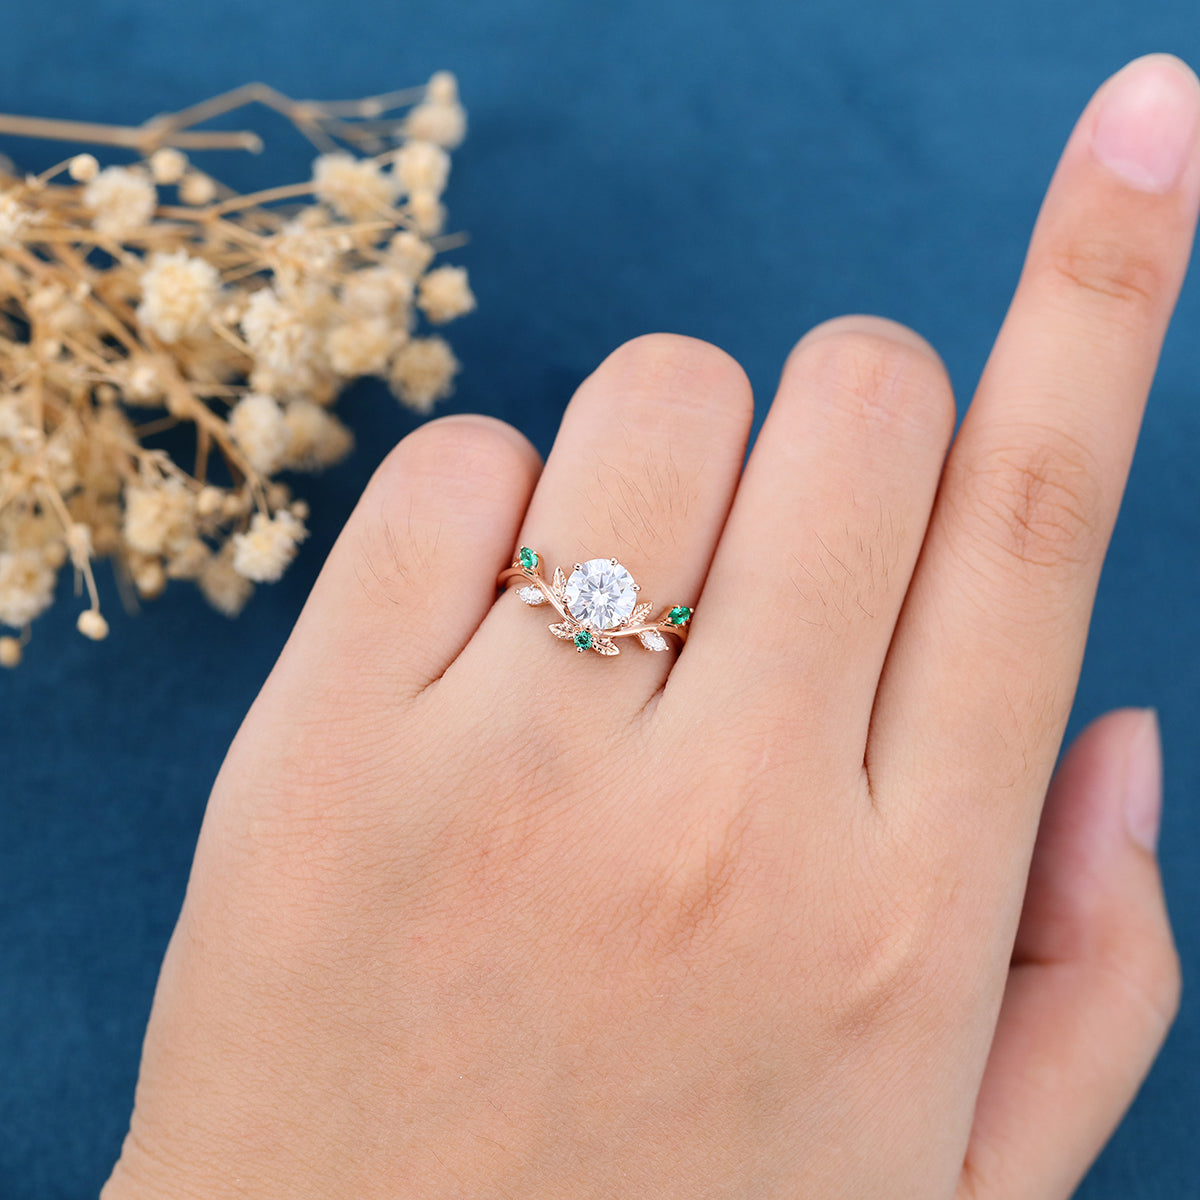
{"left": 517, "top": 585, "right": 547, "bottom": 605}
{"left": 638, "top": 629, "right": 668, "bottom": 652}
{"left": 564, "top": 558, "right": 637, "bottom": 630}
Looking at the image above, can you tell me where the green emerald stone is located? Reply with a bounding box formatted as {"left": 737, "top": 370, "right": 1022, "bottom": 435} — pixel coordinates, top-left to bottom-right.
{"left": 573, "top": 629, "right": 593, "bottom": 651}
{"left": 518, "top": 546, "right": 538, "bottom": 570}
{"left": 667, "top": 605, "right": 692, "bottom": 626}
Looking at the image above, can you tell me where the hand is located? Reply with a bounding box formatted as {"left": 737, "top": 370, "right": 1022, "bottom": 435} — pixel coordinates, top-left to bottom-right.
{"left": 102, "top": 53, "right": 1197, "bottom": 1199}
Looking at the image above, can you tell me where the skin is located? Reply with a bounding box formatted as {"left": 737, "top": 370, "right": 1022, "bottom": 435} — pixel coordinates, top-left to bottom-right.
{"left": 103, "top": 54, "right": 1197, "bottom": 1199}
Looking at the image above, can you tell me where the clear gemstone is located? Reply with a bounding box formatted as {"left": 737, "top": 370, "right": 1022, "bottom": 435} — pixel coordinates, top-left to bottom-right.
{"left": 517, "top": 585, "right": 547, "bottom": 605}
{"left": 563, "top": 558, "right": 637, "bottom": 630}
{"left": 638, "top": 629, "right": 668, "bottom": 652}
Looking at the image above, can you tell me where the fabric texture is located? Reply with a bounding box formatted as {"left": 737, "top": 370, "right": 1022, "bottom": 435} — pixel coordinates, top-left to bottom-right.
{"left": 0, "top": 1, "right": 1197, "bottom": 1194}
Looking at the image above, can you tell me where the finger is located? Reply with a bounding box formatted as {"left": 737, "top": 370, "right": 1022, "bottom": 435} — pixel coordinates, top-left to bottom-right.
{"left": 959, "top": 709, "right": 1179, "bottom": 1200}
{"left": 472, "top": 333, "right": 754, "bottom": 692}
{"left": 260, "top": 413, "right": 541, "bottom": 709}
{"left": 668, "top": 316, "right": 955, "bottom": 767}
{"left": 871, "top": 55, "right": 1200, "bottom": 832}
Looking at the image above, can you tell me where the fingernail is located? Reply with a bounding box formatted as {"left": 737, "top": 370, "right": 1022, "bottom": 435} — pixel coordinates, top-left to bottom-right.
{"left": 1124, "top": 708, "right": 1163, "bottom": 852}
{"left": 1091, "top": 54, "right": 1200, "bottom": 193}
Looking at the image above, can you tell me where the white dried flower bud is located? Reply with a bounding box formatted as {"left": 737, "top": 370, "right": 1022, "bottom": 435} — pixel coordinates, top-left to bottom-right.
{"left": 416, "top": 265, "right": 476, "bottom": 324}
{"left": 179, "top": 172, "right": 216, "bottom": 206}
{"left": 123, "top": 479, "right": 196, "bottom": 556}
{"left": 126, "top": 361, "right": 163, "bottom": 402}
{"left": 76, "top": 609, "right": 109, "bottom": 640}
{"left": 165, "top": 539, "right": 211, "bottom": 580}
{"left": 221, "top": 491, "right": 249, "bottom": 520}
{"left": 0, "top": 192, "right": 32, "bottom": 246}
{"left": 0, "top": 548, "right": 57, "bottom": 628}
{"left": 65, "top": 523, "right": 92, "bottom": 568}
{"left": 341, "top": 266, "right": 413, "bottom": 320}
{"left": 268, "top": 215, "right": 340, "bottom": 288}
{"left": 265, "top": 482, "right": 292, "bottom": 510}
{"left": 0, "top": 635, "right": 21, "bottom": 668}
{"left": 241, "top": 288, "right": 318, "bottom": 374}
{"left": 312, "top": 153, "right": 399, "bottom": 221}
{"left": 404, "top": 99, "right": 467, "bottom": 149}
{"left": 137, "top": 251, "right": 221, "bottom": 343}
{"left": 393, "top": 140, "right": 450, "bottom": 197}
{"left": 196, "top": 485, "right": 224, "bottom": 518}
{"left": 228, "top": 392, "right": 291, "bottom": 475}
{"left": 132, "top": 557, "right": 166, "bottom": 599}
{"left": 283, "top": 401, "right": 354, "bottom": 471}
{"left": 290, "top": 499, "right": 310, "bottom": 521}
{"left": 67, "top": 154, "right": 99, "bottom": 182}
{"left": 326, "top": 317, "right": 394, "bottom": 376}
{"left": 388, "top": 336, "right": 460, "bottom": 413}
{"left": 426, "top": 71, "right": 459, "bottom": 106}
{"left": 231, "top": 510, "right": 307, "bottom": 583}
{"left": 11, "top": 423, "right": 43, "bottom": 454}
{"left": 199, "top": 541, "right": 253, "bottom": 616}
{"left": 148, "top": 147, "right": 188, "bottom": 184}
{"left": 0, "top": 395, "right": 29, "bottom": 439}
{"left": 82, "top": 166, "right": 157, "bottom": 238}
{"left": 408, "top": 188, "right": 445, "bottom": 236}
{"left": 386, "top": 231, "right": 436, "bottom": 280}
{"left": 41, "top": 541, "right": 68, "bottom": 570}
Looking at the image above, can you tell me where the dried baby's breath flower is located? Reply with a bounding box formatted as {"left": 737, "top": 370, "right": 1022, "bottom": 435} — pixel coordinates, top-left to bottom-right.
{"left": 0, "top": 549, "right": 56, "bottom": 628}
{"left": 198, "top": 541, "right": 253, "bottom": 617}
{"left": 179, "top": 171, "right": 216, "bottom": 206}
{"left": 408, "top": 188, "right": 445, "bottom": 237}
{"left": 122, "top": 479, "right": 197, "bottom": 557}
{"left": 312, "top": 153, "right": 399, "bottom": 221}
{"left": 389, "top": 336, "right": 460, "bottom": 413}
{"left": 76, "top": 609, "right": 109, "bottom": 640}
{"left": 0, "top": 75, "right": 474, "bottom": 663}
{"left": 417, "top": 265, "right": 476, "bottom": 324}
{"left": 394, "top": 140, "right": 450, "bottom": 197}
{"left": 327, "top": 317, "right": 395, "bottom": 376}
{"left": 67, "top": 154, "right": 99, "bottom": 182}
{"left": 0, "top": 634, "right": 21, "bottom": 667}
{"left": 137, "top": 251, "right": 221, "bottom": 343}
{"left": 148, "top": 147, "right": 188, "bottom": 185}
{"left": 82, "top": 165, "right": 157, "bottom": 237}
{"left": 404, "top": 72, "right": 467, "bottom": 149}
{"left": 0, "top": 192, "right": 31, "bottom": 245}
{"left": 228, "top": 393, "right": 291, "bottom": 475}
{"left": 387, "top": 230, "right": 436, "bottom": 279}
{"left": 283, "top": 401, "right": 353, "bottom": 471}
{"left": 231, "top": 509, "right": 306, "bottom": 583}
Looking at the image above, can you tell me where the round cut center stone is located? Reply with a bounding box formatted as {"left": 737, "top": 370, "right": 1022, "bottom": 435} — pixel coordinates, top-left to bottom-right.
{"left": 564, "top": 558, "right": 637, "bottom": 630}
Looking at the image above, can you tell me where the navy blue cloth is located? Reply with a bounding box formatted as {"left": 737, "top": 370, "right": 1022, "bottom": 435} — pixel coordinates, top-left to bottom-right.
{"left": 2, "top": 2, "right": 1198, "bottom": 1195}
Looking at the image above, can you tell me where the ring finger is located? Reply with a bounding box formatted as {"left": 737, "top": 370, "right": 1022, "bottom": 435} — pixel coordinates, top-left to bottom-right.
{"left": 467, "top": 333, "right": 755, "bottom": 701}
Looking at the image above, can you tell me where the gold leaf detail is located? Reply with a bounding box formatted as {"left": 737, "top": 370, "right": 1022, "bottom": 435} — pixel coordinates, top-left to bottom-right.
{"left": 552, "top": 566, "right": 567, "bottom": 600}
{"left": 631, "top": 601, "right": 654, "bottom": 624}
{"left": 549, "top": 621, "right": 575, "bottom": 639}
{"left": 592, "top": 637, "right": 619, "bottom": 656}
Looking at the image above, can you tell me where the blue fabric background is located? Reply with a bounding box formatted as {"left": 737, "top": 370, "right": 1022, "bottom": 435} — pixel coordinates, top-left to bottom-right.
{"left": 1, "top": 1, "right": 1198, "bottom": 1195}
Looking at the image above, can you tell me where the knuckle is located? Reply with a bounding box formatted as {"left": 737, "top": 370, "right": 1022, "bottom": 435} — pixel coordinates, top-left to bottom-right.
{"left": 599, "top": 332, "right": 754, "bottom": 423}
{"left": 788, "top": 324, "right": 955, "bottom": 442}
{"left": 1105, "top": 923, "right": 1183, "bottom": 1035}
{"left": 948, "top": 427, "right": 1104, "bottom": 576}
{"left": 375, "top": 412, "right": 538, "bottom": 502}
{"left": 1040, "top": 235, "right": 1166, "bottom": 317}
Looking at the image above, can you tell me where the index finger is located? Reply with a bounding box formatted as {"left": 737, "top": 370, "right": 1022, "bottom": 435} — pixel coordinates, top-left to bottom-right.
{"left": 870, "top": 55, "right": 1200, "bottom": 853}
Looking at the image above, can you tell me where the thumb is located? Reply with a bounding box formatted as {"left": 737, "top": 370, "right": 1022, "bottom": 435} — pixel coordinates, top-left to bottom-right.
{"left": 958, "top": 707, "right": 1181, "bottom": 1200}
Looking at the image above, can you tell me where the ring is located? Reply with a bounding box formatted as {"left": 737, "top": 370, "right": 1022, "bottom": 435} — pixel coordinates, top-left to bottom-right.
{"left": 497, "top": 547, "right": 693, "bottom": 656}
